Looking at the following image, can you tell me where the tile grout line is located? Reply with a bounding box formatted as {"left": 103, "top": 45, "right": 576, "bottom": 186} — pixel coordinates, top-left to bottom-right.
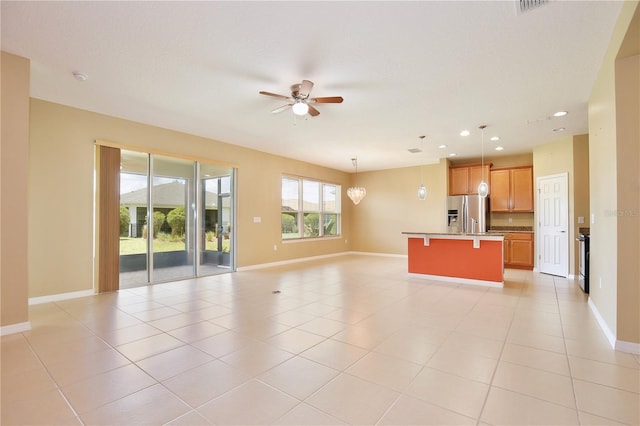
{"left": 474, "top": 274, "right": 525, "bottom": 426}
{"left": 19, "top": 330, "right": 86, "bottom": 426}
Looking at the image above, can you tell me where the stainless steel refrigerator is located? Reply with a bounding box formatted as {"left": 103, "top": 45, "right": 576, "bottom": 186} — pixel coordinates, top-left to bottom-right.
{"left": 447, "top": 195, "right": 490, "bottom": 233}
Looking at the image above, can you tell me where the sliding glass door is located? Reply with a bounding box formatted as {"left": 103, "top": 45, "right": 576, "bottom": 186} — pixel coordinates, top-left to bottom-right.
{"left": 118, "top": 149, "right": 234, "bottom": 288}
{"left": 119, "top": 150, "right": 149, "bottom": 288}
{"left": 151, "top": 155, "right": 196, "bottom": 283}
{"left": 199, "top": 164, "right": 234, "bottom": 275}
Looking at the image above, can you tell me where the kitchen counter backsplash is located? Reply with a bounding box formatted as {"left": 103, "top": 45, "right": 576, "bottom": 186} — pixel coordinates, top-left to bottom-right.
{"left": 489, "top": 226, "right": 534, "bottom": 232}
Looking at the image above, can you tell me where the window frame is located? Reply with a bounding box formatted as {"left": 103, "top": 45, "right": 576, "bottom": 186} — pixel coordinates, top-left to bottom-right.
{"left": 281, "top": 176, "right": 341, "bottom": 241}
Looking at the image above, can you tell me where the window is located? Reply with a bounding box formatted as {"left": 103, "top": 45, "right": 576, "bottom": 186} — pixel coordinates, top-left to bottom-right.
{"left": 281, "top": 176, "right": 341, "bottom": 240}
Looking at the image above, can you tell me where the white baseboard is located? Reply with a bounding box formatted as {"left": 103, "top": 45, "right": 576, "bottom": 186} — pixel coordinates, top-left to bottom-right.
{"left": 587, "top": 296, "right": 640, "bottom": 354}
{"left": 0, "top": 321, "right": 31, "bottom": 336}
{"left": 237, "top": 252, "right": 350, "bottom": 271}
{"left": 29, "top": 289, "right": 95, "bottom": 305}
{"left": 350, "top": 251, "right": 407, "bottom": 258}
{"left": 588, "top": 297, "right": 617, "bottom": 349}
{"left": 237, "top": 251, "right": 405, "bottom": 272}
{"left": 616, "top": 340, "right": 640, "bottom": 354}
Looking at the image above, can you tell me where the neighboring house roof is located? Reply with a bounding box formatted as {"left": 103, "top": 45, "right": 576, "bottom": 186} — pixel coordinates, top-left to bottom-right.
{"left": 121, "top": 181, "right": 218, "bottom": 208}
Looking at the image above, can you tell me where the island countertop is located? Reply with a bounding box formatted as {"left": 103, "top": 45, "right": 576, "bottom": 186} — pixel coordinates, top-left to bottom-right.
{"left": 402, "top": 231, "right": 505, "bottom": 238}
{"left": 403, "top": 232, "right": 504, "bottom": 287}
{"left": 402, "top": 232, "right": 504, "bottom": 248}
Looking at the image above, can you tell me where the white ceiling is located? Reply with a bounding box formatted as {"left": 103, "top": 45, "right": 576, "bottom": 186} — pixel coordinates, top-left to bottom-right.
{"left": 1, "top": 1, "right": 623, "bottom": 172}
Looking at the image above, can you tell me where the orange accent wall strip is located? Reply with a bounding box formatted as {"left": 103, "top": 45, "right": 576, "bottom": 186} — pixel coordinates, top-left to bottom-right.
{"left": 408, "top": 237, "right": 503, "bottom": 283}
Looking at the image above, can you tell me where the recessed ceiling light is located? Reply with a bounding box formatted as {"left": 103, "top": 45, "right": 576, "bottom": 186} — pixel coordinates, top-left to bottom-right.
{"left": 553, "top": 127, "right": 566, "bottom": 132}
{"left": 553, "top": 111, "right": 568, "bottom": 117}
{"left": 495, "top": 146, "right": 504, "bottom": 151}
{"left": 438, "top": 144, "right": 447, "bottom": 149}
{"left": 490, "top": 136, "right": 500, "bottom": 141}
{"left": 449, "top": 153, "right": 457, "bottom": 157}
{"left": 460, "top": 130, "right": 470, "bottom": 137}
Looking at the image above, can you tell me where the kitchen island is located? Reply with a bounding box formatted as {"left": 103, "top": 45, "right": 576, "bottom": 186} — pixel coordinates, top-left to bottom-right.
{"left": 402, "top": 232, "right": 505, "bottom": 287}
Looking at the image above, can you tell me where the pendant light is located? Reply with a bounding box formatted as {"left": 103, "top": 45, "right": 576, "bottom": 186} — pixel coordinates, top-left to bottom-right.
{"left": 347, "top": 157, "right": 366, "bottom": 205}
{"left": 417, "top": 136, "right": 427, "bottom": 200}
{"left": 478, "top": 125, "right": 489, "bottom": 198}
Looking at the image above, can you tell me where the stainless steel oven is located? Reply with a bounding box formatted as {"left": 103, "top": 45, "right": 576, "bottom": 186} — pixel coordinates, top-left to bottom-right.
{"left": 577, "top": 229, "right": 590, "bottom": 293}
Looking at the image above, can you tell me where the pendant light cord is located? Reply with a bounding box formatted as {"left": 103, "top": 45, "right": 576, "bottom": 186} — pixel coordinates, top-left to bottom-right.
{"left": 479, "top": 125, "right": 486, "bottom": 182}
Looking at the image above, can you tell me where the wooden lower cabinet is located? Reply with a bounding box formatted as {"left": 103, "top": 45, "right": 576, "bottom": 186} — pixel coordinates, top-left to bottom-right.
{"left": 504, "top": 233, "right": 534, "bottom": 270}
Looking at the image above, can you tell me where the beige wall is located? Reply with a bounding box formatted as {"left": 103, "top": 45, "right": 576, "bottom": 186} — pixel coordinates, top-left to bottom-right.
{"left": 615, "top": 53, "right": 639, "bottom": 344}
{"left": 589, "top": 0, "right": 639, "bottom": 346}
{"left": 350, "top": 160, "right": 448, "bottom": 254}
{"left": 29, "top": 99, "right": 353, "bottom": 297}
{"left": 533, "top": 136, "right": 576, "bottom": 275}
{"left": 1, "top": 52, "right": 30, "bottom": 328}
{"left": 572, "top": 134, "right": 590, "bottom": 275}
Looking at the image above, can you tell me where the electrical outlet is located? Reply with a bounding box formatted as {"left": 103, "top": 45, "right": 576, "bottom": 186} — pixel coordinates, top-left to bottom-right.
{"left": 273, "top": 244, "right": 277, "bottom": 251}
{"left": 599, "top": 276, "right": 602, "bottom": 289}
{"left": 345, "top": 239, "right": 348, "bottom": 244}
{"left": 508, "top": 217, "right": 513, "bottom": 223}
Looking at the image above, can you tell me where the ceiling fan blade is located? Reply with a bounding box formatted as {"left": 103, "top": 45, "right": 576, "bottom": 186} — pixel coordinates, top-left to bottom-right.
{"left": 311, "top": 96, "right": 344, "bottom": 104}
{"left": 259, "top": 91, "right": 291, "bottom": 100}
{"left": 299, "top": 80, "right": 314, "bottom": 97}
{"left": 308, "top": 105, "right": 320, "bottom": 117}
{"left": 271, "top": 104, "right": 292, "bottom": 114}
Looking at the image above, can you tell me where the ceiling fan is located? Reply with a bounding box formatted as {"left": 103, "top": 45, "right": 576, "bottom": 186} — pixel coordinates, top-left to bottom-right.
{"left": 259, "top": 80, "right": 343, "bottom": 117}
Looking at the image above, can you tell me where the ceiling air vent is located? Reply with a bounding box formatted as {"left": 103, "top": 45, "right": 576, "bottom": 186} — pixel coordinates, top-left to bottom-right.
{"left": 517, "top": 0, "right": 547, "bottom": 14}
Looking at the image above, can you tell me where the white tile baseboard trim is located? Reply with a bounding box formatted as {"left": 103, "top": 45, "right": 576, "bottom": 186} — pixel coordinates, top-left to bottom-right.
{"left": 237, "top": 252, "right": 348, "bottom": 271}
{"left": 616, "top": 340, "right": 640, "bottom": 354}
{"left": 29, "top": 289, "right": 95, "bottom": 305}
{"left": 237, "top": 251, "right": 405, "bottom": 271}
{"left": 588, "top": 297, "right": 617, "bottom": 349}
{"left": 0, "top": 321, "right": 31, "bottom": 336}
{"left": 588, "top": 297, "right": 640, "bottom": 354}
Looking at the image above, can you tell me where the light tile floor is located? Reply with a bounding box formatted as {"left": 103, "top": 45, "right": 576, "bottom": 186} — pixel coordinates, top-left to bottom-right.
{"left": 1, "top": 255, "right": 639, "bottom": 425}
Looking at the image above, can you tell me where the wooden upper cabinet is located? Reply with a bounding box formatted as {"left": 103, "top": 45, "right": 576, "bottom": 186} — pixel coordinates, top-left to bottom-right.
{"left": 490, "top": 166, "right": 533, "bottom": 212}
{"left": 489, "top": 169, "right": 510, "bottom": 211}
{"left": 468, "top": 165, "right": 490, "bottom": 195}
{"left": 449, "top": 164, "right": 491, "bottom": 195}
{"left": 511, "top": 167, "right": 534, "bottom": 211}
{"left": 449, "top": 167, "right": 470, "bottom": 195}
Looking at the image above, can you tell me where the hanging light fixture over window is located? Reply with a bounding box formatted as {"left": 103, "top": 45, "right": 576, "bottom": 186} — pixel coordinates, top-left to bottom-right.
{"left": 347, "top": 157, "right": 366, "bottom": 205}
{"left": 417, "top": 136, "right": 427, "bottom": 200}
{"left": 478, "top": 125, "right": 489, "bottom": 198}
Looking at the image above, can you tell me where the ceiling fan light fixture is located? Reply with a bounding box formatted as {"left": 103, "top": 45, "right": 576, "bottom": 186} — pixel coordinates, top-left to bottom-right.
{"left": 292, "top": 101, "right": 309, "bottom": 116}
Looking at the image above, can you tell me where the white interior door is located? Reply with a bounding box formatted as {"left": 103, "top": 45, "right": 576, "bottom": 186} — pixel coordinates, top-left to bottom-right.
{"left": 537, "top": 173, "right": 569, "bottom": 277}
